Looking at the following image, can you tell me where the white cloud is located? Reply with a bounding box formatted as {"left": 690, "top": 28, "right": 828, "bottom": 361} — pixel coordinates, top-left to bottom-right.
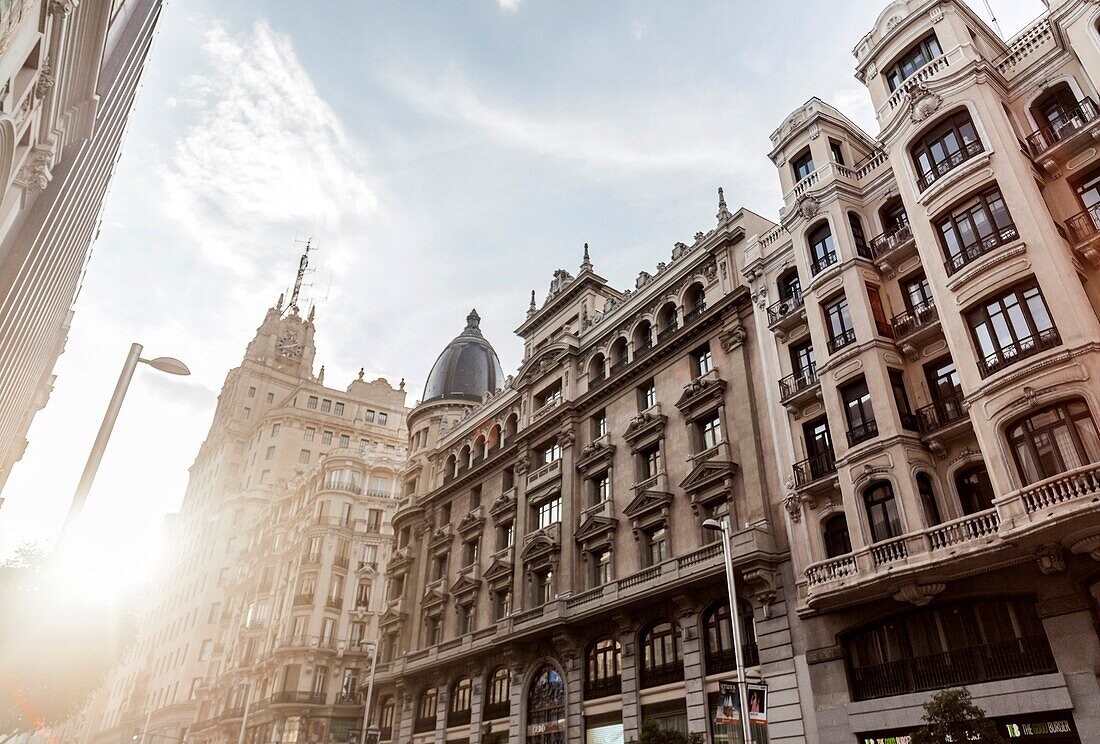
{"left": 161, "top": 22, "right": 377, "bottom": 282}
{"left": 631, "top": 19, "right": 647, "bottom": 40}
{"left": 498, "top": 0, "right": 520, "bottom": 11}
{"left": 385, "top": 67, "right": 762, "bottom": 175}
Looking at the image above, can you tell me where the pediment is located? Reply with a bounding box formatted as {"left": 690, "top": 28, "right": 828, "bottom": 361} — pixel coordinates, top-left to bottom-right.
{"left": 450, "top": 574, "right": 481, "bottom": 599}
{"left": 623, "top": 490, "right": 673, "bottom": 520}
{"left": 382, "top": 607, "right": 409, "bottom": 629}
{"left": 457, "top": 510, "right": 485, "bottom": 536}
{"left": 429, "top": 526, "right": 453, "bottom": 551}
{"left": 489, "top": 491, "right": 516, "bottom": 520}
{"left": 575, "top": 515, "right": 617, "bottom": 544}
{"left": 388, "top": 547, "right": 413, "bottom": 573}
{"left": 623, "top": 410, "right": 667, "bottom": 446}
{"left": 675, "top": 374, "right": 726, "bottom": 416}
{"left": 422, "top": 585, "right": 446, "bottom": 610}
{"left": 520, "top": 534, "right": 560, "bottom": 563}
{"left": 679, "top": 459, "right": 739, "bottom": 495}
{"left": 484, "top": 557, "right": 514, "bottom": 585}
{"left": 576, "top": 440, "right": 615, "bottom": 472}
{"left": 515, "top": 347, "right": 569, "bottom": 388}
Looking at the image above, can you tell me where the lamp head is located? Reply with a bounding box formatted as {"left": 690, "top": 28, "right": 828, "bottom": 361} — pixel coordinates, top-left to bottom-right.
{"left": 702, "top": 518, "right": 723, "bottom": 532}
{"left": 143, "top": 356, "right": 191, "bottom": 376}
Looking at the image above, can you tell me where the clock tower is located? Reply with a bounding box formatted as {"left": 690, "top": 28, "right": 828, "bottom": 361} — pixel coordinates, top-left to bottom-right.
{"left": 242, "top": 295, "right": 318, "bottom": 379}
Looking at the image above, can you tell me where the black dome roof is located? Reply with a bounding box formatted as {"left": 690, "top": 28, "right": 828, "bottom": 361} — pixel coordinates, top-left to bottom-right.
{"left": 423, "top": 309, "right": 505, "bottom": 404}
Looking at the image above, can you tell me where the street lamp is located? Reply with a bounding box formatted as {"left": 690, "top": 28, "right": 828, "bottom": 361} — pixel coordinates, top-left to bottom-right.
{"left": 360, "top": 580, "right": 389, "bottom": 744}
{"left": 703, "top": 517, "right": 753, "bottom": 744}
{"left": 61, "top": 342, "right": 190, "bottom": 539}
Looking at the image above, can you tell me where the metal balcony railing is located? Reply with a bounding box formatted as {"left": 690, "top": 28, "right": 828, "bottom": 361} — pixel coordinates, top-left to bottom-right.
{"left": 846, "top": 420, "right": 879, "bottom": 447}
{"left": 767, "top": 290, "right": 804, "bottom": 325}
{"left": 639, "top": 661, "right": 684, "bottom": 689}
{"left": 705, "top": 643, "right": 760, "bottom": 675}
{"left": 890, "top": 299, "right": 938, "bottom": 338}
{"left": 792, "top": 451, "right": 837, "bottom": 487}
{"left": 826, "top": 328, "right": 857, "bottom": 354}
{"left": 917, "top": 393, "right": 968, "bottom": 434}
{"left": 850, "top": 635, "right": 1055, "bottom": 701}
{"left": 810, "top": 250, "right": 838, "bottom": 276}
{"left": 944, "top": 223, "right": 1018, "bottom": 275}
{"left": 976, "top": 328, "right": 1061, "bottom": 377}
{"left": 778, "top": 364, "right": 818, "bottom": 401}
{"left": 583, "top": 676, "right": 622, "bottom": 700}
{"left": 1066, "top": 203, "right": 1100, "bottom": 244}
{"left": 863, "top": 221, "right": 914, "bottom": 262}
{"left": 916, "top": 140, "right": 984, "bottom": 191}
{"left": 1026, "top": 97, "right": 1099, "bottom": 155}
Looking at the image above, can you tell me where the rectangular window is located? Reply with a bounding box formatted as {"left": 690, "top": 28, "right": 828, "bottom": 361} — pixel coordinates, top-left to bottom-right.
{"left": 356, "top": 581, "right": 372, "bottom": 608}
{"left": 937, "top": 187, "right": 1017, "bottom": 274}
{"left": 334, "top": 402, "right": 344, "bottom": 416}
{"left": 592, "top": 472, "right": 610, "bottom": 506}
{"left": 459, "top": 604, "right": 475, "bottom": 635}
{"left": 378, "top": 412, "right": 388, "bottom": 425}
{"left": 887, "top": 33, "right": 943, "bottom": 91}
{"left": 499, "top": 521, "right": 515, "bottom": 549}
{"left": 271, "top": 423, "right": 281, "bottom": 437}
{"left": 535, "top": 569, "right": 554, "bottom": 605}
{"left": 639, "top": 380, "right": 657, "bottom": 410}
{"left": 321, "top": 399, "right": 332, "bottom": 413}
{"left": 841, "top": 378, "right": 877, "bottom": 446}
{"left": 494, "top": 589, "right": 512, "bottom": 620}
{"left": 463, "top": 539, "right": 479, "bottom": 567}
{"left": 593, "top": 548, "right": 612, "bottom": 586}
{"left": 542, "top": 441, "right": 562, "bottom": 465}
{"left": 427, "top": 616, "right": 442, "bottom": 645}
{"left": 699, "top": 411, "right": 723, "bottom": 450}
{"left": 889, "top": 370, "right": 918, "bottom": 431}
{"left": 364, "top": 410, "right": 376, "bottom": 423}
{"left": 307, "top": 396, "right": 318, "bottom": 410}
{"left": 259, "top": 470, "right": 269, "bottom": 485}
{"left": 339, "top": 434, "right": 350, "bottom": 448}
{"left": 299, "top": 449, "right": 310, "bottom": 465}
{"left": 692, "top": 344, "right": 713, "bottom": 377}
{"left": 912, "top": 109, "right": 982, "bottom": 190}
{"left": 322, "top": 431, "right": 333, "bottom": 445}
{"left": 791, "top": 149, "right": 814, "bottom": 182}
{"left": 242, "top": 407, "right": 250, "bottom": 419}
{"left": 640, "top": 444, "right": 662, "bottom": 480}
{"left": 592, "top": 410, "right": 607, "bottom": 439}
{"left": 265, "top": 446, "right": 275, "bottom": 461}
{"left": 644, "top": 527, "right": 668, "bottom": 567}
{"left": 825, "top": 296, "right": 856, "bottom": 352}
{"left": 829, "top": 139, "right": 845, "bottom": 165}
{"left": 247, "top": 386, "right": 256, "bottom": 398}
{"left": 305, "top": 427, "right": 315, "bottom": 441}
{"left": 266, "top": 392, "right": 274, "bottom": 404}
{"left": 866, "top": 283, "right": 893, "bottom": 338}
{"left": 967, "top": 281, "right": 1059, "bottom": 376}
{"left": 199, "top": 640, "right": 212, "bottom": 661}
{"left": 367, "top": 509, "right": 382, "bottom": 531}
{"left": 535, "top": 496, "right": 562, "bottom": 529}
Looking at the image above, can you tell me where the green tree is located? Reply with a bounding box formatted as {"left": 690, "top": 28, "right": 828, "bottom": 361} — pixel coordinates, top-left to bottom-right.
{"left": 0, "top": 546, "right": 136, "bottom": 735}
{"left": 911, "top": 688, "right": 1005, "bottom": 744}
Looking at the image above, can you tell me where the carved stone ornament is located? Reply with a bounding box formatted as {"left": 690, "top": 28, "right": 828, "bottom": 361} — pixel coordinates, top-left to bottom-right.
{"left": 782, "top": 493, "right": 801, "bottom": 523}
{"left": 15, "top": 149, "right": 52, "bottom": 193}
{"left": 48, "top": 0, "right": 75, "bottom": 16}
{"left": 795, "top": 195, "right": 819, "bottom": 221}
{"left": 1035, "top": 543, "right": 1066, "bottom": 575}
{"left": 34, "top": 65, "right": 54, "bottom": 100}
{"left": 701, "top": 259, "right": 718, "bottom": 283}
{"left": 719, "top": 324, "right": 747, "bottom": 352}
{"left": 636, "top": 270, "right": 654, "bottom": 289}
{"left": 1069, "top": 533, "right": 1100, "bottom": 561}
{"left": 908, "top": 84, "right": 942, "bottom": 124}
{"left": 893, "top": 582, "right": 945, "bottom": 606}
{"left": 513, "top": 455, "right": 529, "bottom": 475}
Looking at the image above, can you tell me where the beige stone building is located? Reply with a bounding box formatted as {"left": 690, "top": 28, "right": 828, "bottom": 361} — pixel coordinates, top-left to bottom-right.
{"left": 0, "top": 0, "right": 163, "bottom": 495}
{"left": 741, "top": 0, "right": 1100, "bottom": 741}
{"left": 83, "top": 288, "right": 409, "bottom": 744}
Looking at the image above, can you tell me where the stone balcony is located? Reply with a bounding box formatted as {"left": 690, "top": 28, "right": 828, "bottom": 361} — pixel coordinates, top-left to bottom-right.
{"left": 526, "top": 458, "right": 562, "bottom": 491}
{"left": 800, "top": 462, "right": 1100, "bottom": 612}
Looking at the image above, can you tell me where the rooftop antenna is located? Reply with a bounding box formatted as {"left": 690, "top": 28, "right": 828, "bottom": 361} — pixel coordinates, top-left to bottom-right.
{"left": 982, "top": 0, "right": 1003, "bottom": 39}
{"left": 286, "top": 236, "right": 314, "bottom": 316}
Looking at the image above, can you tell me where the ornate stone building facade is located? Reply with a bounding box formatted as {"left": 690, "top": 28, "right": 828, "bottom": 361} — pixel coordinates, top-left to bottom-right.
{"left": 0, "top": 0, "right": 163, "bottom": 495}
{"left": 80, "top": 290, "right": 409, "bottom": 744}
{"left": 370, "top": 213, "right": 811, "bottom": 744}
{"left": 741, "top": 0, "right": 1100, "bottom": 741}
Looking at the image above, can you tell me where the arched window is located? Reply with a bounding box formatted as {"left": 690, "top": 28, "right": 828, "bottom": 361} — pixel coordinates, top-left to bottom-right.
{"left": 459, "top": 444, "right": 472, "bottom": 470}
{"left": 484, "top": 667, "right": 511, "bottom": 720}
{"left": 584, "top": 638, "right": 621, "bottom": 699}
{"left": 634, "top": 320, "right": 654, "bottom": 354}
{"left": 488, "top": 423, "right": 502, "bottom": 452}
{"left": 848, "top": 212, "right": 868, "bottom": 257}
{"left": 526, "top": 665, "right": 565, "bottom": 744}
{"left": 610, "top": 337, "right": 629, "bottom": 370}
{"left": 703, "top": 601, "right": 757, "bottom": 674}
{"left": 378, "top": 696, "right": 395, "bottom": 741}
{"left": 1007, "top": 399, "right": 1100, "bottom": 484}
{"left": 1028, "top": 82, "right": 1089, "bottom": 153}
{"left": 916, "top": 473, "right": 942, "bottom": 526}
{"left": 822, "top": 514, "right": 852, "bottom": 558}
{"left": 445, "top": 454, "right": 458, "bottom": 480}
{"left": 657, "top": 302, "right": 679, "bottom": 337}
{"left": 639, "top": 620, "right": 683, "bottom": 688}
{"left": 955, "top": 464, "right": 994, "bottom": 515}
{"left": 588, "top": 353, "right": 607, "bottom": 382}
{"left": 863, "top": 482, "right": 902, "bottom": 543}
{"left": 777, "top": 268, "right": 801, "bottom": 302}
{"left": 685, "top": 283, "right": 707, "bottom": 317}
{"left": 448, "top": 677, "right": 472, "bottom": 726}
{"left": 473, "top": 435, "right": 487, "bottom": 461}
{"left": 413, "top": 687, "right": 438, "bottom": 733}
{"left": 846, "top": 598, "right": 1054, "bottom": 701}
{"left": 910, "top": 109, "right": 982, "bottom": 190}
{"left": 504, "top": 413, "right": 519, "bottom": 441}
{"left": 807, "top": 222, "right": 837, "bottom": 275}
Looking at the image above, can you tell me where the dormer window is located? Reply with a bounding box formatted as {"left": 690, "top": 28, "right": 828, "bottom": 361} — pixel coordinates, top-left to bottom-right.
{"left": 886, "top": 33, "right": 943, "bottom": 91}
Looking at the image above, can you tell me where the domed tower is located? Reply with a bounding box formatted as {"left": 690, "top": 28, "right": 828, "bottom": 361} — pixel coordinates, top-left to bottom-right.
{"left": 422, "top": 309, "right": 505, "bottom": 404}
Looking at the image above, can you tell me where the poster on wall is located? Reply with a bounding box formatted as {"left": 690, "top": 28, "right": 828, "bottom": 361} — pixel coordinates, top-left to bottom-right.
{"left": 715, "top": 682, "right": 742, "bottom": 726}
{"left": 747, "top": 684, "right": 768, "bottom": 726}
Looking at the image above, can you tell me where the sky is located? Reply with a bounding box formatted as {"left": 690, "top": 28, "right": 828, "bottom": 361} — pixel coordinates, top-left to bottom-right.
{"left": 0, "top": 0, "right": 1047, "bottom": 589}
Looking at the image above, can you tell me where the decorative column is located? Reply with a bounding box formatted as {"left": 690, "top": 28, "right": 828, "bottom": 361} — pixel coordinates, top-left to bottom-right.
{"left": 557, "top": 638, "right": 583, "bottom": 744}
{"left": 394, "top": 685, "right": 413, "bottom": 744}
{"left": 434, "top": 679, "right": 449, "bottom": 744}
{"left": 469, "top": 670, "right": 484, "bottom": 744}
{"left": 512, "top": 454, "right": 531, "bottom": 611}
{"left": 558, "top": 427, "right": 577, "bottom": 596}
{"left": 507, "top": 659, "right": 527, "bottom": 744}
{"left": 675, "top": 600, "right": 707, "bottom": 738}
{"left": 616, "top": 615, "right": 640, "bottom": 741}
